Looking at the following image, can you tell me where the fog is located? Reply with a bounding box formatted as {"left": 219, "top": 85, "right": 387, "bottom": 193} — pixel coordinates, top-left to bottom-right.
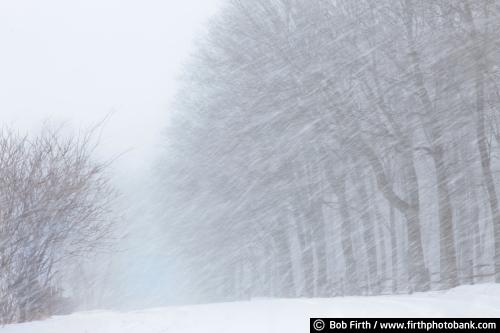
{"left": 0, "top": 0, "right": 220, "bottom": 178}
{"left": 0, "top": 0, "right": 221, "bottom": 310}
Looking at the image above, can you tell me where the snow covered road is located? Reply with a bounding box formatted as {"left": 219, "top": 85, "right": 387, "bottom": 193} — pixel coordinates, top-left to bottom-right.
{"left": 2, "top": 284, "right": 500, "bottom": 333}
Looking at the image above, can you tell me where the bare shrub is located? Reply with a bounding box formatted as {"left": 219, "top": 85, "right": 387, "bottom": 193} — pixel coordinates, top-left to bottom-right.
{"left": 0, "top": 126, "right": 117, "bottom": 324}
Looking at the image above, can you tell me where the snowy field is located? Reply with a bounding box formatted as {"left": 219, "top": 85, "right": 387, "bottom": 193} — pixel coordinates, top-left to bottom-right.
{"left": 2, "top": 284, "right": 500, "bottom": 333}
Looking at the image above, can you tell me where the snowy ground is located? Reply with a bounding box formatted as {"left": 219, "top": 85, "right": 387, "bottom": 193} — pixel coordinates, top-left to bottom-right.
{"left": 2, "top": 284, "right": 500, "bottom": 333}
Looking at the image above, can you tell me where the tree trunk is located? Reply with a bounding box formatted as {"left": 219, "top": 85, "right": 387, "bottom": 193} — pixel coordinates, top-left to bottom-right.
{"left": 463, "top": 2, "right": 500, "bottom": 280}
{"left": 355, "top": 174, "right": 380, "bottom": 294}
{"left": 291, "top": 202, "right": 315, "bottom": 297}
{"left": 335, "top": 175, "right": 359, "bottom": 295}
{"left": 356, "top": 138, "right": 430, "bottom": 291}
{"left": 273, "top": 216, "right": 296, "bottom": 297}
{"left": 432, "top": 147, "right": 458, "bottom": 288}
{"left": 402, "top": 0, "right": 458, "bottom": 289}
{"left": 402, "top": 150, "right": 431, "bottom": 292}
{"left": 389, "top": 205, "right": 399, "bottom": 293}
{"left": 309, "top": 200, "right": 329, "bottom": 296}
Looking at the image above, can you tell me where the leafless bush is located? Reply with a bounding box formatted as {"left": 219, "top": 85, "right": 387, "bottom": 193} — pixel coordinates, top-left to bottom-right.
{"left": 0, "top": 126, "right": 117, "bottom": 324}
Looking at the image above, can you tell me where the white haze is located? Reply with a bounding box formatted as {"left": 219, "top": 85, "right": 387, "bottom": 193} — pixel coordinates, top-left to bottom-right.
{"left": 0, "top": 0, "right": 220, "bottom": 179}
{"left": 0, "top": 0, "right": 222, "bottom": 309}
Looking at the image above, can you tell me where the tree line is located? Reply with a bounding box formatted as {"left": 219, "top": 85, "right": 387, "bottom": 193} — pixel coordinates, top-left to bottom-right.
{"left": 156, "top": 0, "right": 500, "bottom": 301}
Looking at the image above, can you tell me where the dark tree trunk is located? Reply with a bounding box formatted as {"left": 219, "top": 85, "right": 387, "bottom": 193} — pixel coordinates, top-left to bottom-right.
{"left": 355, "top": 175, "right": 380, "bottom": 294}
{"left": 432, "top": 147, "right": 459, "bottom": 289}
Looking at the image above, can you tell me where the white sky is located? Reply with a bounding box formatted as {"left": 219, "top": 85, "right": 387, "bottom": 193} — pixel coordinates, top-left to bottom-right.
{"left": 0, "top": 0, "right": 225, "bottom": 308}
{"left": 0, "top": 0, "right": 221, "bottom": 178}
